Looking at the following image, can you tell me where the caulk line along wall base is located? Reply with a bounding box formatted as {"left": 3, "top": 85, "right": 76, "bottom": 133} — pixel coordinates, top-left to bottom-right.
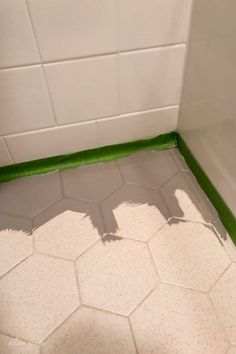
{"left": 0, "top": 131, "right": 235, "bottom": 245}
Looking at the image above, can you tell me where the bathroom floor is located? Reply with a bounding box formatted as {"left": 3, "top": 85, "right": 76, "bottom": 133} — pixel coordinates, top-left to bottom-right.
{"left": 0, "top": 148, "right": 235, "bottom": 354}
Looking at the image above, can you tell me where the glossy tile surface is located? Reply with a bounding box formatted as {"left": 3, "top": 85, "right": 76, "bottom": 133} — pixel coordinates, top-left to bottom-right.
{"left": 179, "top": 0, "right": 236, "bottom": 217}
{"left": 0, "top": 148, "right": 235, "bottom": 352}
{"left": 119, "top": 45, "right": 186, "bottom": 113}
{"left": 118, "top": 0, "right": 192, "bottom": 51}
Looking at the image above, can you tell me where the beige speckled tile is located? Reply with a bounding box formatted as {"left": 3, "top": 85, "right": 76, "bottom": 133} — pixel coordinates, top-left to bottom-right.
{"left": 41, "top": 307, "right": 136, "bottom": 354}
{"left": 0, "top": 333, "right": 40, "bottom": 354}
{"left": 61, "top": 162, "right": 123, "bottom": 202}
{"left": 210, "top": 263, "right": 236, "bottom": 344}
{"left": 0, "top": 254, "right": 79, "bottom": 343}
{"left": 149, "top": 221, "right": 230, "bottom": 291}
{"left": 118, "top": 150, "right": 179, "bottom": 189}
{"left": 101, "top": 184, "right": 168, "bottom": 241}
{"left": 160, "top": 171, "right": 218, "bottom": 223}
{"left": 76, "top": 238, "right": 158, "bottom": 315}
{"left": 130, "top": 284, "right": 229, "bottom": 354}
{"left": 33, "top": 199, "right": 103, "bottom": 260}
{"left": 0, "top": 173, "right": 62, "bottom": 218}
{"left": 0, "top": 214, "right": 33, "bottom": 277}
{"left": 214, "top": 219, "right": 236, "bottom": 261}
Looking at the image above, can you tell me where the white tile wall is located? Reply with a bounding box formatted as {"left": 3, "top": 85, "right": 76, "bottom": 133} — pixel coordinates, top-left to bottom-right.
{"left": 0, "top": 0, "right": 40, "bottom": 68}
{"left": 118, "top": 0, "right": 192, "bottom": 51}
{"left": 0, "top": 139, "right": 12, "bottom": 166}
{"left": 178, "top": 0, "right": 236, "bottom": 216}
{"left": 97, "top": 106, "right": 179, "bottom": 146}
{"left": 0, "top": 0, "right": 192, "bottom": 165}
{"left": 0, "top": 66, "right": 55, "bottom": 135}
{"left": 44, "top": 56, "right": 119, "bottom": 125}
{"left": 6, "top": 121, "right": 98, "bottom": 163}
{"left": 27, "top": 0, "right": 117, "bottom": 61}
{"left": 119, "top": 46, "right": 186, "bottom": 113}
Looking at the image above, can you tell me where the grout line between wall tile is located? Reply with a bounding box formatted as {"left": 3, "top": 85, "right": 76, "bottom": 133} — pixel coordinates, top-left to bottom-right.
{"left": 25, "top": 0, "right": 59, "bottom": 126}
{"left": 1, "top": 105, "right": 178, "bottom": 139}
{"left": 177, "top": 0, "right": 195, "bottom": 113}
{"left": 0, "top": 42, "right": 187, "bottom": 72}
{"left": 2, "top": 138, "right": 15, "bottom": 164}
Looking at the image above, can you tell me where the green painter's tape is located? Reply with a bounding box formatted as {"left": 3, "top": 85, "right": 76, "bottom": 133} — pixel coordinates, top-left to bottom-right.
{"left": 0, "top": 130, "right": 235, "bottom": 245}
{"left": 0, "top": 132, "right": 177, "bottom": 183}
{"left": 177, "top": 133, "right": 236, "bottom": 245}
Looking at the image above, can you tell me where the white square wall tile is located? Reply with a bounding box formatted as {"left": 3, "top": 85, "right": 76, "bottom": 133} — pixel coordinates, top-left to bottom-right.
{"left": 0, "top": 0, "right": 40, "bottom": 68}
{"left": 97, "top": 106, "right": 178, "bottom": 146}
{"left": 0, "top": 139, "right": 12, "bottom": 166}
{"left": 44, "top": 56, "right": 119, "bottom": 125}
{"left": 28, "top": 0, "right": 117, "bottom": 61}
{"left": 0, "top": 66, "right": 55, "bottom": 135}
{"left": 118, "top": 0, "right": 192, "bottom": 51}
{"left": 119, "top": 45, "right": 186, "bottom": 114}
{"left": 6, "top": 121, "right": 98, "bottom": 163}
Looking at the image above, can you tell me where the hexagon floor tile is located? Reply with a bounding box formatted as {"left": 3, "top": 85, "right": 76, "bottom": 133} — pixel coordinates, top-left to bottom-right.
{"left": 0, "top": 173, "right": 62, "bottom": 218}
{"left": 41, "top": 307, "right": 136, "bottom": 354}
{"left": 33, "top": 199, "right": 104, "bottom": 260}
{"left": 0, "top": 254, "right": 79, "bottom": 343}
{"left": 0, "top": 214, "right": 32, "bottom": 277}
{"left": 117, "top": 150, "right": 179, "bottom": 189}
{"left": 0, "top": 333, "right": 40, "bottom": 354}
{"left": 210, "top": 263, "right": 236, "bottom": 344}
{"left": 130, "top": 285, "right": 229, "bottom": 354}
{"left": 61, "top": 162, "right": 123, "bottom": 202}
{"left": 0, "top": 148, "right": 235, "bottom": 353}
{"left": 101, "top": 184, "right": 169, "bottom": 240}
{"left": 149, "top": 221, "right": 230, "bottom": 291}
{"left": 76, "top": 238, "right": 158, "bottom": 315}
{"left": 160, "top": 170, "right": 218, "bottom": 223}
{"left": 214, "top": 219, "right": 236, "bottom": 261}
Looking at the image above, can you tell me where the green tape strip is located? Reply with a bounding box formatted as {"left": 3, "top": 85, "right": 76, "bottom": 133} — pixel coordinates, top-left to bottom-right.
{"left": 0, "top": 130, "right": 235, "bottom": 245}
{"left": 177, "top": 133, "right": 236, "bottom": 245}
{"left": 0, "top": 131, "right": 177, "bottom": 184}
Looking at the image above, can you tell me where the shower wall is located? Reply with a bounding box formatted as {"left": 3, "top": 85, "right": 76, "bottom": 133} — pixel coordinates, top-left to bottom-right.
{"left": 178, "top": 0, "right": 236, "bottom": 215}
{"left": 0, "top": 0, "right": 192, "bottom": 166}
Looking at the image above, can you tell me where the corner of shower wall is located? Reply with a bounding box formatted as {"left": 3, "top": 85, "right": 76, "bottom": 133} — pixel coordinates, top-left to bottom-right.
{"left": 178, "top": 0, "right": 236, "bottom": 216}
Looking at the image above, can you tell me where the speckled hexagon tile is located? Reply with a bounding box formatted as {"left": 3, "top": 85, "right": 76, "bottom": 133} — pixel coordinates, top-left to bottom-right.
{"left": 0, "top": 213, "right": 32, "bottom": 277}
{"left": 117, "top": 150, "right": 179, "bottom": 189}
{"left": 41, "top": 307, "right": 136, "bottom": 354}
{"left": 101, "top": 184, "right": 169, "bottom": 241}
{"left": 0, "top": 333, "right": 40, "bottom": 354}
{"left": 160, "top": 171, "right": 218, "bottom": 223}
{"left": 130, "top": 284, "right": 229, "bottom": 354}
{"left": 0, "top": 173, "right": 62, "bottom": 218}
{"left": 0, "top": 254, "right": 79, "bottom": 343}
{"left": 149, "top": 220, "right": 230, "bottom": 291}
{"left": 210, "top": 263, "right": 236, "bottom": 345}
{"left": 61, "top": 161, "right": 123, "bottom": 202}
{"left": 33, "top": 198, "right": 104, "bottom": 260}
{"left": 213, "top": 219, "right": 236, "bottom": 262}
{"left": 76, "top": 238, "right": 159, "bottom": 315}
